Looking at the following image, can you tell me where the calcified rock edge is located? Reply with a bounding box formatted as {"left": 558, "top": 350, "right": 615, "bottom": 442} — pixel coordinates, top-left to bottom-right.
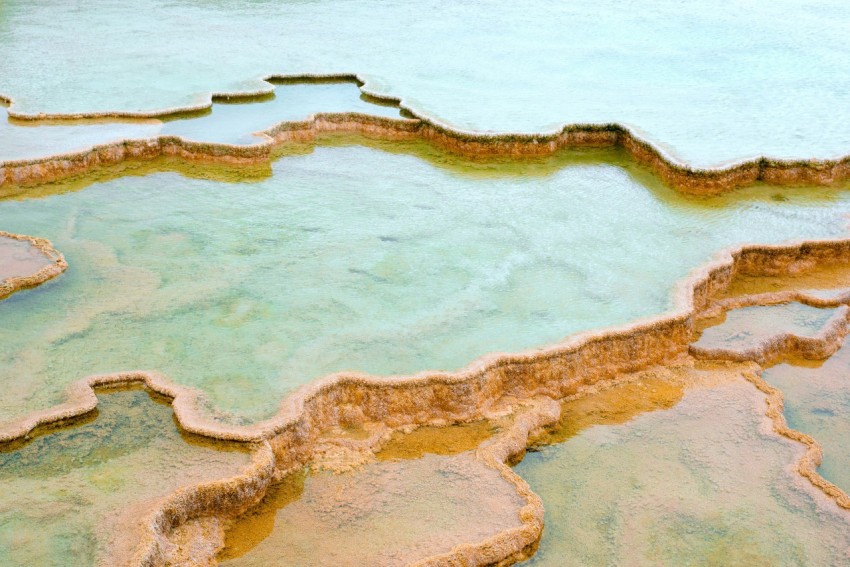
{"left": 4, "top": 232, "right": 850, "bottom": 565}
{"left": 0, "top": 231, "right": 67, "bottom": 300}
{"left": 4, "top": 75, "right": 850, "bottom": 565}
{"left": 2, "top": 73, "right": 850, "bottom": 195}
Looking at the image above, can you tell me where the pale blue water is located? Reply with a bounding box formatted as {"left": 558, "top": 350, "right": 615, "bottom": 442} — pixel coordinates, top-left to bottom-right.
{"left": 0, "top": 82, "right": 398, "bottom": 161}
{"left": 764, "top": 338, "right": 850, "bottom": 494}
{"left": 516, "top": 377, "right": 850, "bottom": 565}
{"left": 160, "top": 82, "right": 400, "bottom": 145}
{"left": 0, "top": 106, "right": 158, "bottom": 162}
{"left": 1, "top": 1, "right": 849, "bottom": 166}
{"left": 1, "top": 144, "right": 849, "bottom": 424}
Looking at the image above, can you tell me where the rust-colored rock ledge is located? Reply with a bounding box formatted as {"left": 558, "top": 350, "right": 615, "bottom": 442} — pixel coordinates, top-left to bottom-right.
{"left": 2, "top": 74, "right": 850, "bottom": 196}
{"left": 6, "top": 235, "right": 850, "bottom": 565}
{"left": 690, "top": 305, "right": 850, "bottom": 365}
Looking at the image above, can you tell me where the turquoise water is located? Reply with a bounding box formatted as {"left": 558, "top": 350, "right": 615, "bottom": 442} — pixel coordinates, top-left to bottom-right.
{"left": 1, "top": 1, "right": 849, "bottom": 166}
{"left": 515, "top": 375, "right": 850, "bottom": 566}
{"left": 0, "top": 388, "right": 248, "bottom": 566}
{"left": 0, "top": 82, "right": 398, "bottom": 162}
{"left": 763, "top": 338, "right": 850, "bottom": 494}
{"left": 2, "top": 145, "right": 850, "bottom": 424}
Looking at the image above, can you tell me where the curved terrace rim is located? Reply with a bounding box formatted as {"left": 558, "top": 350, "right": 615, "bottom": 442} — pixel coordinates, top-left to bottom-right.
{"left": 5, "top": 74, "right": 850, "bottom": 564}
{"left": 4, "top": 236, "right": 850, "bottom": 501}
{"left": 0, "top": 230, "right": 67, "bottom": 300}
{"left": 5, "top": 236, "right": 850, "bottom": 564}
{"left": 0, "top": 73, "right": 848, "bottom": 196}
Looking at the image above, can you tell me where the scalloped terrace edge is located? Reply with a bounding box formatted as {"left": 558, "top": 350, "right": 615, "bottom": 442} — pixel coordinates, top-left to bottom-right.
{"left": 688, "top": 290, "right": 850, "bottom": 511}
{"left": 6, "top": 235, "right": 850, "bottom": 565}
{"left": 0, "top": 230, "right": 67, "bottom": 300}
{"left": 2, "top": 74, "right": 850, "bottom": 196}
{"left": 687, "top": 290, "right": 850, "bottom": 511}
{"left": 690, "top": 304, "right": 850, "bottom": 365}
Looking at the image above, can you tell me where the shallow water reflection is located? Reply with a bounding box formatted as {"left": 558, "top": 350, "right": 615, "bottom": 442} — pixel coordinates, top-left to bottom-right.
{"left": 763, "top": 337, "right": 850, "bottom": 494}
{"left": 220, "top": 451, "right": 523, "bottom": 566}
{"left": 0, "top": 387, "right": 249, "bottom": 566}
{"left": 693, "top": 302, "right": 840, "bottom": 354}
{"left": 516, "top": 367, "right": 850, "bottom": 565}
{"left": 0, "top": 235, "right": 51, "bottom": 281}
{"left": 2, "top": 144, "right": 849, "bottom": 425}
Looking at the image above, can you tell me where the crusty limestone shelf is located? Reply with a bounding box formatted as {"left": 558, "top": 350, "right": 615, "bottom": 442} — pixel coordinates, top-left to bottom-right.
{"left": 5, "top": 236, "right": 850, "bottom": 565}
{"left": 414, "top": 398, "right": 559, "bottom": 567}
{"left": 706, "top": 289, "right": 850, "bottom": 316}
{"left": 689, "top": 305, "right": 850, "bottom": 365}
{"left": 2, "top": 74, "right": 850, "bottom": 195}
{"left": 687, "top": 296, "right": 850, "bottom": 512}
{"left": 3, "top": 236, "right": 843, "bottom": 444}
{"left": 132, "top": 398, "right": 559, "bottom": 567}
{"left": 688, "top": 295, "right": 850, "bottom": 513}
{"left": 130, "top": 441, "right": 276, "bottom": 567}
{"left": 744, "top": 370, "right": 850, "bottom": 511}
{"left": 0, "top": 230, "right": 67, "bottom": 300}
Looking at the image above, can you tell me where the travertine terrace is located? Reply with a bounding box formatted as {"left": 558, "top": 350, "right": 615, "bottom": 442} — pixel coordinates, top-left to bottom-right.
{"left": 2, "top": 76, "right": 850, "bottom": 197}
{"left": 3, "top": 50, "right": 850, "bottom": 567}
{"left": 5, "top": 198, "right": 850, "bottom": 563}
